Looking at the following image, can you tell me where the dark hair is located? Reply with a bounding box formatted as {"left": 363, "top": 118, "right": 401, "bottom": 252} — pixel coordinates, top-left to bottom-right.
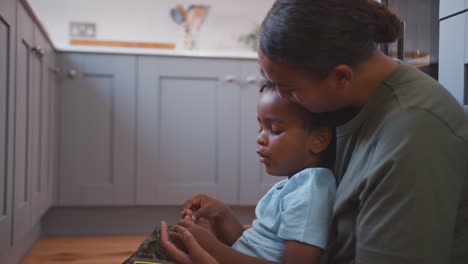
{"left": 260, "top": 0, "right": 403, "bottom": 79}
{"left": 260, "top": 82, "right": 336, "bottom": 169}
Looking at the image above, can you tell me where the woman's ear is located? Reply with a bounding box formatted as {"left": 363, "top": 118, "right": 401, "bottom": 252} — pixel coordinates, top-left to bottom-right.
{"left": 309, "top": 127, "right": 333, "bottom": 155}
{"left": 326, "top": 64, "right": 353, "bottom": 93}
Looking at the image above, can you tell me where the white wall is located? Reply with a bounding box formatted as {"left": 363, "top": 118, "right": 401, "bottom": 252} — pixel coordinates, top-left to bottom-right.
{"left": 28, "top": 0, "right": 275, "bottom": 51}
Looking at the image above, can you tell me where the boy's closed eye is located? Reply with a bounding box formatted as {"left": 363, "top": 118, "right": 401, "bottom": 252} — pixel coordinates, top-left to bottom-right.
{"left": 271, "top": 128, "right": 284, "bottom": 135}
{"left": 276, "top": 85, "right": 296, "bottom": 93}
{"left": 257, "top": 125, "right": 285, "bottom": 135}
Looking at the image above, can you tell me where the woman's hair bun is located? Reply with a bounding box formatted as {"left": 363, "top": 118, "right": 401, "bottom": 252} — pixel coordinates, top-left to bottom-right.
{"left": 371, "top": 1, "right": 403, "bottom": 44}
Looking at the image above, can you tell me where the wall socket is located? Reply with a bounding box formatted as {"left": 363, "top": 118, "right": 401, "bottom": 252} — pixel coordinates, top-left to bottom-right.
{"left": 70, "top": 22, "right": 96, "bottom": 39}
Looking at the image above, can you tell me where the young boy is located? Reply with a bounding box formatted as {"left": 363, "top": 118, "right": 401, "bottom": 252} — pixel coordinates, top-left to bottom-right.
{"left": 124, "top": 85, "right": 336, "bottom": 264}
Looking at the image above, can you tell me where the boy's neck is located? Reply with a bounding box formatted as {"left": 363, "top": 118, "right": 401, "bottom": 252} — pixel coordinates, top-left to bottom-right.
{"left": 287, "top": 167, "right": 312, "bottom": 179}
{"left": 287, "top": 156, "right": 324, "bottom": 179}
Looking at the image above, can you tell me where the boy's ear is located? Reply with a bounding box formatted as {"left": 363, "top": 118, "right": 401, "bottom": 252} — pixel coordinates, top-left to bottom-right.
{"left": 309, "top": 127, "right": 333, "bottom": 155}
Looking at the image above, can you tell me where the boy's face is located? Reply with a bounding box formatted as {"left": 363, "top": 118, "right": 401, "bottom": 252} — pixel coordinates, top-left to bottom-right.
{"left": 257, "top": 90, "right": 323, "bottom": 177}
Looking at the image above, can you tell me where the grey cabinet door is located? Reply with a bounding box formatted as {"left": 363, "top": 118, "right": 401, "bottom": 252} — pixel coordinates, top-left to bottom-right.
{"left": 58, "top": 53, "right": 136, "bottom": 206}
{"left": 13, "top": 2, "right": 34, "bottom": 244}
{"left": 0, "top": 0, "right": 16, "bottom": 254}
{"left": 136, "top": 56, "right": 239, "bottom": 205}
{"left": 34, "top": 31, "right": 54, "bottom": 219}
{"left": 238, "top": 60, "right": 286, "bottom": 205}
{"left": 30, "top": 27, "right": 47, "bottom": 225}
{"left": 440, "top": 0, "right": 465, "bottom": 18}
{"left": 439, "top": 14, "right": 466, "bottom": 105}
{"left": 45, "top": 49, "right": 57, "bottom": 210}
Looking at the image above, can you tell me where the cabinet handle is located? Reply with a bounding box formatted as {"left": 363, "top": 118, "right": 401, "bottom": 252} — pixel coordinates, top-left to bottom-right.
{"left": 246, "top": 76, "right": 257, "bottom": 84}
{"left": 51, "top": 67, "right": 61, "bottom": 75}
{"left": 31, "top": 45, "right": 45, "bottom": 57}
{"left": 225, "top": 75, "right": 237, "bottom": 82}
{"left": 31, "top": 45, "right": 40, "bottom": 53}
{"left": 67, "top": 69, "right": 78, "bottom": 79}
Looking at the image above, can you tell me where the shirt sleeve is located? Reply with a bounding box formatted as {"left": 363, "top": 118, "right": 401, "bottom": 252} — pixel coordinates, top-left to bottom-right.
{"left": 277, "top": 169, "right": 336, "bottom": 249}
{"left": 356, "top": 109, "right": 468, "bottom": 264}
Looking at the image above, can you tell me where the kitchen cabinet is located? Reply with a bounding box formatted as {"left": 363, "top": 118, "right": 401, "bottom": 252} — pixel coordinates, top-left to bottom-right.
{"left": 36, "top": 31, "right": 56, "bottom": 218}
{"left": 13, "top": 1, "right": 36, "bottom": 244}
{"left": 439, "top": 0, "right": 466, "bottom": 18}
{"left": 136, "top": 56, "right": 241, "bottom": 205}
{"left": 30, "top": 24, "right": 49, "bottom": 227}
{"left": 0, "top": 0, "right": 16, "bottom": 255}
{"left": 1, "top": 1, "right": 57, "bottom": 262}
{"left": 11, "top": 0, "right": 58, "bottom": 252}
{"left": 57, "top": 53, "right": 281, "bottom": 206}
{"left": 57, "top": 53, "right": 137, "bottom": 206}
{"left": 135, "top": 56, "right": 282, "bottom": 206}
{"left": 439, "top": 13, "right": 467, "bottom": 105}
{"left": 45, "top": 47, "right": 58, "bottom": 211}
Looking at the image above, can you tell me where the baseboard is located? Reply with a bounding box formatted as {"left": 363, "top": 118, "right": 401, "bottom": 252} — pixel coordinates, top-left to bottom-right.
{"left": 42, "top": 206, "right": 256, "bottom": 236}
{"left": 0, "top": 222, "right": 41, "bottom": 264}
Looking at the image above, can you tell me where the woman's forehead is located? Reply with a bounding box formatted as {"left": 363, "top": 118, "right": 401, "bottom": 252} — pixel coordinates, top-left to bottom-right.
{"left": 259, "top": 51, "right": 304, "bottom": 86}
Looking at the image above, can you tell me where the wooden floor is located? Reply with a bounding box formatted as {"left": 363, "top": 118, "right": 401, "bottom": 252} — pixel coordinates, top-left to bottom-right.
{"left": 22, "top": 236, "right": 146, "bottom": 264}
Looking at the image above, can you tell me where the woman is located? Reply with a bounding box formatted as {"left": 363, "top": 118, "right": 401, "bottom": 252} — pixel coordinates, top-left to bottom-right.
{"left": 163, "top": 0, "right": 468, "bottom": 263}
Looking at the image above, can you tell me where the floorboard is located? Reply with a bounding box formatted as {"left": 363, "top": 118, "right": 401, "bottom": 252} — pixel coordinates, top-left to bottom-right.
{"left": 21, "top": 236, "right": 146, "bottom": 264}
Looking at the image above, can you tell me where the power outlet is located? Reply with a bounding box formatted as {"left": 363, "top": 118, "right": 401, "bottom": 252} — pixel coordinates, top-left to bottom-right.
{"left": 70, "top": 22, "right": 96, "bottom": 39}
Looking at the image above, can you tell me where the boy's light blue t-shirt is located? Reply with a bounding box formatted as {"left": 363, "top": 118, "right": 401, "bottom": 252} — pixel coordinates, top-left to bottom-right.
{"left": 232, "top": 168, "right": 336, "bottom": 262}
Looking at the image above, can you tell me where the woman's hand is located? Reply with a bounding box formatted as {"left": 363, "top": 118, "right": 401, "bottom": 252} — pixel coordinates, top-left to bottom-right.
{"left": 160, "top": 221, "right": 219, "bottom": 264}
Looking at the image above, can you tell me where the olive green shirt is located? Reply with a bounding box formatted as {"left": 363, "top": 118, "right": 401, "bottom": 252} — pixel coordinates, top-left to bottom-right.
{"left": 327, "top": 62, "right": 468, "bottom": 264}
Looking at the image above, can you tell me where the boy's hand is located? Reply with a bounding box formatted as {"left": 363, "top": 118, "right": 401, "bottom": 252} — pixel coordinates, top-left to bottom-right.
{"left": 181, "top": 194, "right": 229, "bottom": 221}
{"left": 175, "top": 219, "right": 221, "bottom": 252}
{"left": 160, "top": 221, "right": 218, "bottom": 264}
{"left": 181, "top": 214, "right": 216, "bottom": 235}
{"left": 181, "top": 194, "right": 245, "bottom": 246}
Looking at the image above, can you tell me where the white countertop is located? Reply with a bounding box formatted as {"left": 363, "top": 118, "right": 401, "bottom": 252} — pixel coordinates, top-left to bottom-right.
{"left": 55, "top": 45, "right": 259, "bottom": 60}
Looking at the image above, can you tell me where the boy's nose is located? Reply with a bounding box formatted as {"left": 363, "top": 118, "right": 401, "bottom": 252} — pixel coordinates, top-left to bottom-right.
{"left": 276, "top": 86, "right": 291, "bottom": 99}
{"left": 257, "top": 132, "right": 267, "bottom": 146}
